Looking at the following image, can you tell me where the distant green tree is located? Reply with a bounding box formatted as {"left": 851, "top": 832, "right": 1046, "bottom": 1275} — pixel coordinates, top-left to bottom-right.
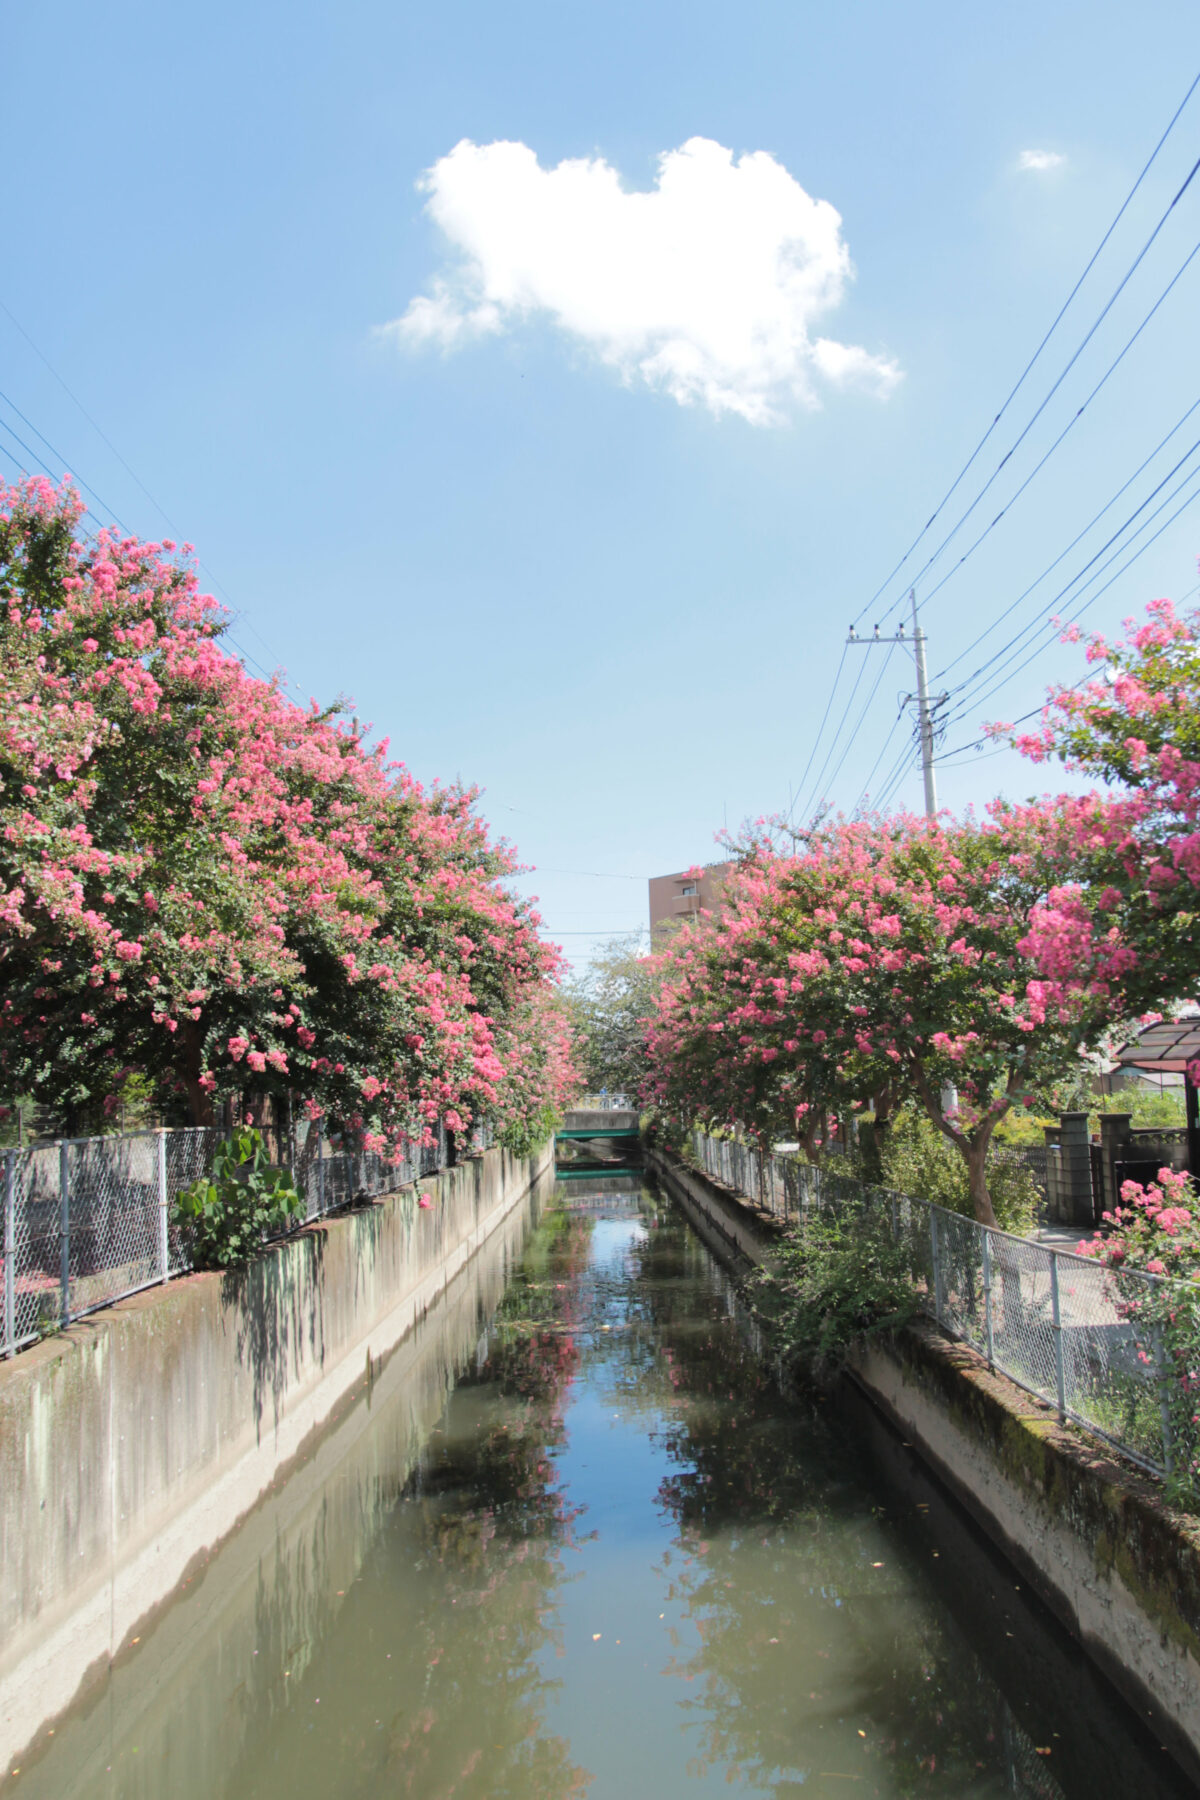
{"left": 568, "top": 937, "right": 660, "bottom": 1101}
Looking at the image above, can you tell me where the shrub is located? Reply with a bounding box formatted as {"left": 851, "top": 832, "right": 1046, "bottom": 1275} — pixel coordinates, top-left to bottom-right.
{"left": 1081, "top": 1168, "right": 1200, "bottom": 1506}
{"left": 498, "top": 1103, "right": 561, "bottom": 1160}
{"left": 754, "top": 1202, "right": 921, "bottom": 1375}
{"left": 877, "top": 1108, "right": 1038, "bottom": 1236}
{"left": 175, "top": 1127, "right": 303, "bottom": 1269}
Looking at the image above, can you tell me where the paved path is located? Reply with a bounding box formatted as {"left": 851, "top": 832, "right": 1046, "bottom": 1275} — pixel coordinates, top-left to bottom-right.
{"left": 1033, "top": 1223, "right": 1096, "bottom": 1254}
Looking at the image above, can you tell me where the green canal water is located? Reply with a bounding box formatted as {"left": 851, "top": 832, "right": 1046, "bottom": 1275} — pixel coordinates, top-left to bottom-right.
{"left": 10, "top": 1173, "right": 1195, "bottom": 1799}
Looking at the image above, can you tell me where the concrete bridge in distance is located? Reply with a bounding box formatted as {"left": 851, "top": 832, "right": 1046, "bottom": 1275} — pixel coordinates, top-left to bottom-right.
{"left": 557, "top": 1109, "right": 640, "bottom": 1143}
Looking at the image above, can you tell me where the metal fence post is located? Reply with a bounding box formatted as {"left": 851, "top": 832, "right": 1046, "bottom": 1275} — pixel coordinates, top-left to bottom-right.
{"left": 317, "top": 1122, "right": 326, "bottom": 1218}
{"left": 981, "top": 1229, "right": 995, "bottom": 1368}
{"left": 929, "top": 1208, "right": 944, "bottom": 1323}
{"left": 157, "top": 1129, "right": 170, "bottom": 1283}
{"left": 59, "top": 1140, "right": 71, "bottom": 1327}
{"left": 1049, "top": 1251, "right": 1066, "bottom": 1423}
{"left": 4, "top": 1150, "right": 15, "bottom": 1358}
{"left": 1154, "top": 1323, "right": 1175, "bottom": 1479}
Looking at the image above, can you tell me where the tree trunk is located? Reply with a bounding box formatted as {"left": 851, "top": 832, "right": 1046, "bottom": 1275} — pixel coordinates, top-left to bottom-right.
{"left": 964, "top": 1133, "right": 998, "bottom": 1228}
{"left": 177, "top": 1024, "right": 216, "bottom": 1128}
{"left": 800, "top": 1110, "right": 825, "bottom": 1161}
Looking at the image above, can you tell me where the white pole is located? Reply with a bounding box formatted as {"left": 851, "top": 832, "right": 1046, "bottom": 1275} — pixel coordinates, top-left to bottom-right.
{"left": 911, "top": 589, "right": 938, "bottom": 820}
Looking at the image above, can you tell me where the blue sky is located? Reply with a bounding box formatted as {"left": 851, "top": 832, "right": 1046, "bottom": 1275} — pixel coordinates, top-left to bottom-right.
{"left": 4, "top": 1, "right": 1200, "bottom": 972}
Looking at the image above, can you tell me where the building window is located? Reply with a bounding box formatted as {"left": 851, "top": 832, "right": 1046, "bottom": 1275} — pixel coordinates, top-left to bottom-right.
{"left": 680, "top": 882, "right": 697, "bottom": 896}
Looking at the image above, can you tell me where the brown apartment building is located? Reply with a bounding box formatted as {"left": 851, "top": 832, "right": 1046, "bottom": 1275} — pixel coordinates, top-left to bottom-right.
{"left": 647, "top": 863, "right": 732, "bottom": 942}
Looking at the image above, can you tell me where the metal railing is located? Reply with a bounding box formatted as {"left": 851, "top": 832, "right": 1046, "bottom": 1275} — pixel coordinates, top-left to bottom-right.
{"left": 689, "top": 1128, "right": 1189, "bottom": 1480}
{"left": 2, "top": 1117, "right": 495, "bottom": 1359}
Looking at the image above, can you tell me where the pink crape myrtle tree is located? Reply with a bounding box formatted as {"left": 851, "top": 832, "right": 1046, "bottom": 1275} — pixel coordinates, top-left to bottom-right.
{"left": 1005, "top": 595, "right": 1200, "bottom": 1035}
{"left": 0, "top": 477, "right": 580, "bottom": 1148}
{"left": 643, "top": 849, "right": 890, "bottom": 1158}
{"left": 646, "top": 809, "right": 1129, "bottom": 1227}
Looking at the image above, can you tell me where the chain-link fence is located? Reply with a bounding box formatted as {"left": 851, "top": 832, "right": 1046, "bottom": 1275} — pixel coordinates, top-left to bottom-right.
{"left": 2, "top": 1117, "right": 496, "bottom": 1359}
{"left": 689, "top": 1128, "right": 1187, "bottom": 1481}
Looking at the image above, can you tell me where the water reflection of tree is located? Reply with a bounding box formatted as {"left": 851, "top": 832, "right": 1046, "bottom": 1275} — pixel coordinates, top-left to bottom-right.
{"left": 379, "top": 1207, "right": 597, "bottom": 1800}
{"left": 625, "top": 1212, "right": 1063, "bottom": 1800}
{"left": 227, "top": 1206, "right": 597, "bottom": 1800}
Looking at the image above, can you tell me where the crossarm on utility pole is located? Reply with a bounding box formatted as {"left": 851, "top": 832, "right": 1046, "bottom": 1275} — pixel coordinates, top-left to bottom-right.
{"left": 846, "top": 589, "right": 942, "bottom": 821}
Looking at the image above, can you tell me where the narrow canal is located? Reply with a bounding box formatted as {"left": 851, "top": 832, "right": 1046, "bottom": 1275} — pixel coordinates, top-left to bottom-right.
{"left": 12, "top": 1174, "right": 1194, "bottom": 1799}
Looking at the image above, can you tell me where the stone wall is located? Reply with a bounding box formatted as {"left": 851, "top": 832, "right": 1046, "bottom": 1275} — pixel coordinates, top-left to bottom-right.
{"left": 0, "top": 1140, "right": 553, "bottom": 1768}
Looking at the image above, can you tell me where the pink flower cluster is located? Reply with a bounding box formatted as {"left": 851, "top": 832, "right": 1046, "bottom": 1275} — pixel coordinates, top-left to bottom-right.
{"left": 0, "top": 477, "right": 581, "bottom": 1142}
{"left": 642, "top": 805, "right": 1132, "bottom": 1224}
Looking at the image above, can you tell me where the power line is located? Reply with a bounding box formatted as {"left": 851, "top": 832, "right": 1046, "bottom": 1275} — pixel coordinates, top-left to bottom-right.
{"left": 950, "top": 457, "right": 1200, "bottom": 717}
{"left": 894, "top": 230, "right": 1200, "bottom": 628}
{"left": 815, "top": 641, "right": 900, "bottom": 816}
{"left": 0, "top": 389, "right": 132, "bottom": 529}
{"left": 936, "top": 673, "right": 1097, "bottom": 764}
{"left": 822, "top": 80, "right": 1200, "bottom": 819}
{"left": 0, "top": 382, "right": 285, "bottom": 688}
{"left": 934, "top": 393, "right": 1200, "bottom": 682}
{"left": 869, "top": 150, "right": 1200, "bottom": 636}
{"left": 939, "top": 425, "right": 1200, "bottom": 715}
{"left": 873, "top": 739, "right": 920, "bottom": 813}
{"left": 848, "top": 702, "right": 909, "bottom": 816}
{"left": 792, "top": 651, "right": 870, "bottom": 825}
{"left": 533, "top": 867, "right": 646, "bottom": 880}
{"left": 940, "top": 478, "right": 1200, "bottom": 743}
{"left": 0, "top": 295, "right": 180, "bottom": 533}
{"left": 783, "top": 643, "right": 848, "bottom": 823}
{"left": 849, "top": 70, "right": 1200, "bottom": 632}
{"left": 0, "top": 299, "right": 295, "bottom": 688}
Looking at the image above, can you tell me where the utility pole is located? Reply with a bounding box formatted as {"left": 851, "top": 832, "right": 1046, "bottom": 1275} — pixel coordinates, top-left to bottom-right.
{"left": 847, "top": 589, "right": 946, "bottom": 821}
{"left": 910, "top": 589, "right": 937, "bottom": 820}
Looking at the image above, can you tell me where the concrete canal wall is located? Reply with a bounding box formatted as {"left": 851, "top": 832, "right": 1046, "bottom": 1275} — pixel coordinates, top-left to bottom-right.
{"left": 0, "top": 1140, "right": 553, "bottom": 1770}
{"left": 647, "top": 1142, "right": 1200, "bottom": 1786}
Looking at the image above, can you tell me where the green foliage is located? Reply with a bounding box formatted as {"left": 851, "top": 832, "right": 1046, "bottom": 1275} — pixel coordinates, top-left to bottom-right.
{"left": 1087, "top": 1083, "right": 1186, "bottom": 1132}
{"left": 754, "top": 1203, "right": 921, "bottom": 1374}
{"left": 990, "top": 1106, "right": 1055, "bottom": 1146}
{"left": 498, "top": 1102, "right": 561, "bottom": 1160}
{"left": 984, "top": 1078, "right": 1185, "bottom": 1143}
{"left": 877, "top": 1108, "right": 1038, "bottom": 1235}
{"left": 1079, "top": 1080, "right": 1180, "bottom": 1123}
{"left": 1036, "top": 1072, "right": 1188, "bottom": 1132}
{"left": 645, "top": 1110, "right": 689, "bottom": 1157}
{"left": 567, "top": 937, "right": 660, "bottom": 1100}
{"left": 175, "top": 1127, "right": 303, "bottom": 1270}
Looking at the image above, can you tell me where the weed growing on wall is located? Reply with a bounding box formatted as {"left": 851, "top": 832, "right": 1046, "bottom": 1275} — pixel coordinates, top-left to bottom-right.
{"left": 498, "top": 1102, "right": 562, "bottom": 1159}
{"left": 175, "top": 1126, "right": 303, "bottom": 1269}
{"left": 753, "top": 1202, "right": 921, "bottom": 1376}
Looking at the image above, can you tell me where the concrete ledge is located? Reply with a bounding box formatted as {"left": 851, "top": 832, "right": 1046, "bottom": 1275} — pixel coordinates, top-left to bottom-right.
{"left": 647, "top": 1140, "right": 1200, "bottom": 1784}
{"left": 848, "top": 1323, "right": 1200, "bottom": 1784}
{"left": 643, "top": 1143, "right": 782, "bottom": 1268}
{"left": 0, "top": 1140, "right": 553, "bottom": 1768}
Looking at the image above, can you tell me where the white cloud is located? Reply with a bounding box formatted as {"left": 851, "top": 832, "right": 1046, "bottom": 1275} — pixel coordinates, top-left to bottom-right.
{"left": 1018, "top": 149, "right": 1066, "bottom": 173}
{"left": 385, "top": 137, "right": 901, "bottom": 425}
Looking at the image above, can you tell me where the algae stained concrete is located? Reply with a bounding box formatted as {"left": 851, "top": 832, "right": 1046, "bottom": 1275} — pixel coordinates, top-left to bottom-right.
{"left": 6, "top": 1180, "right": 544, "bottom": 1800}
{"left": 0, "top": 1141, "right": 553, "bottom": 1769}
{"left": 647, "top": 1140, "right": 1200, "bottom": 1787}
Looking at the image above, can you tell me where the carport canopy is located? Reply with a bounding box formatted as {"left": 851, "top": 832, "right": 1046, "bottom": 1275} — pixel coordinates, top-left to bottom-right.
{"left": 1114, "top": 1018, "right": 1200, "bottom": 1072}
{"left": 1114, "top": 1017, "right": 1200, "bottom": 1177}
